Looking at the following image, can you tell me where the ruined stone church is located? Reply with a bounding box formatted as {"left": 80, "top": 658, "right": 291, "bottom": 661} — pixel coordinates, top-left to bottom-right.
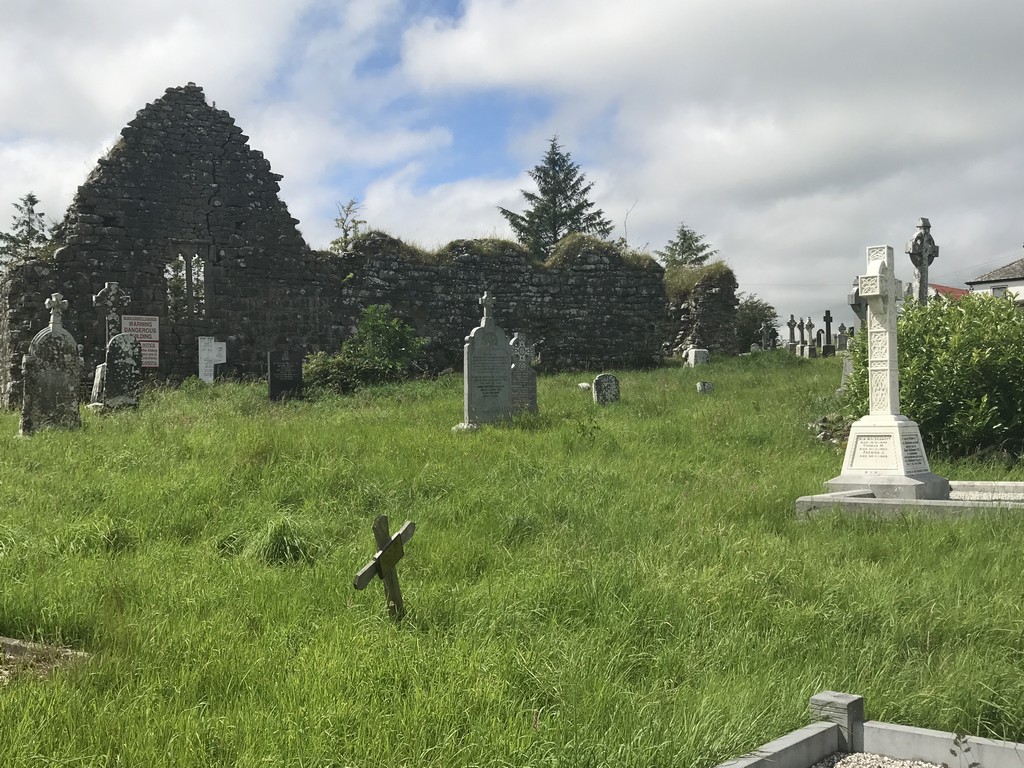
{"left": 1, "top": 83, "right": 667, "bottom": 405}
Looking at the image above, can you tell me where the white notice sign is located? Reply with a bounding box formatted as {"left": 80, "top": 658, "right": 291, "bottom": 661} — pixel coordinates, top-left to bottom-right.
{"left": 214, "top": 341, "right": 227, "bottom": 364}
{"left": 122, "top": 315, "right": 159, "bottom": 368}
{"left": 198, "top": 336, "right": 216, "bottom": 383}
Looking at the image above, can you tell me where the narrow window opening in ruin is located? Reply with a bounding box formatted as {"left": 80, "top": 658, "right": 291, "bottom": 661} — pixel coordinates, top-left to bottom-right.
{"left": 165, "top": 244, "right": 206, "bottom": 319}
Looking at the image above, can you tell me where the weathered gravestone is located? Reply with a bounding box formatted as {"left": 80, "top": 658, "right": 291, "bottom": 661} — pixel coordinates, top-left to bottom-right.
{"left": 821, "top": 310, "right": 836, "bottom": 357}
{"left": 685, "top": 348, "right": 710, "bottom": 367}
{"left": 99, "top": 333, "right": 143, "bottom": 409}
{"left": 826, "top": 246, "right": 949, "bottom": 499}
{"left": 509, "top": 333, "right": 537, "bottom": 415}
{"left": 90, "top": 281, "right": 133, "bottom": 408}
{"left": 20, "top": 294, "right": 83, "bottom": 436}
{"left": 805, "top": 319, "right": 818, "bottom": 358}
{"left": 797, "top": 317, "right": 806, "bottom": 356}
{"left": 836, "top": 353, "right": 853, "bottom": 396}
{"left": 836, "top": 323, "right": 849, "bottom": 352}
{"left": 906, "top": 217, "right": 939, "bottom": 305}
{"left": 267, "top": 349, "right": 304, "bottom": 401}
{"left": 453, "top": 292, "right": 511, "bottom": 431}
{"left": 696, "top": 381, "right": 713, "bottom": 394}
{"left": 786, "top": 315, "right": 798, "bottom": 354}
{"left": 592, "top": 373, "right": 620, "bottom": 405}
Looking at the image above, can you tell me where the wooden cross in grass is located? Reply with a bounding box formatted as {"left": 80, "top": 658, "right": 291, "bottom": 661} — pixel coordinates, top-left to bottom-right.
{"left": 353, "top": 515, "right": 416, "bottom": 620}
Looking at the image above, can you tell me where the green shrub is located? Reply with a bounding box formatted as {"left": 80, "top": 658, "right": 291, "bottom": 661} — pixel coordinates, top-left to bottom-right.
{"left": 244, "top": 517, "right": 318, "bottom": 566}
{"left": 545, "top": 233, "right": 622, "bottom": 268}
{"left": 304, "top": 305, "right": 428, "bottom": 395}
{"left": 664, "top": 260, "right": 734, "bottom": 304}
{"left": 842, "top": 293, "right": 1024, "bottom": 458}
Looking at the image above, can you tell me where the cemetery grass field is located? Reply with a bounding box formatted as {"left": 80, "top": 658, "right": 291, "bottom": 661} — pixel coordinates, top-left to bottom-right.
{"left": 2, "top": 353, "right": 1024, "bottom": 768}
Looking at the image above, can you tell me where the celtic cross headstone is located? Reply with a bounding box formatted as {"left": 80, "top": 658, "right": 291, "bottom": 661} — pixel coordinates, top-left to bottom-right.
{"left": 826, "top": 246, "right": 949, "bottom": 500}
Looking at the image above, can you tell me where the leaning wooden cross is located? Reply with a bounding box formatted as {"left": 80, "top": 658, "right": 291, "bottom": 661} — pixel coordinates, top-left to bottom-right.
{"left": 353, "top": 515, "right": 416, "bottom": 619}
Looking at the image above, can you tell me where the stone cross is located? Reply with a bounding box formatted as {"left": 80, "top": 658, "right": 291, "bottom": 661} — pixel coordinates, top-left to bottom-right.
{"left": 480, "top": 291, "right": 495, "bottom": 322}
{"left": 823, "top": 310, "right": 833, "bottom": 345}
{"left": 353, "top": 514, "right": 416, "bottom": 620}
{"left": 760, "top": 321, "right": 771, "bottom": 350}
{"left": 906, "top": 217, "right": 938, "bottom": 304}
{"left": 46, "top": 293, "right": 68, "bottom": 330}
{"left": 848, "top": 280, "right": 867, "bottom": 329}
{"left": 859, "top": 245, "right": 902, "bottom": 415}
{"left": 797, "top": 317, "right": 806, "bottom": 345}
{"left": 93, "top": 282, "right": 132, "bottom": 346}
{"left": 787, "top": 315, "right": 796, "bottom": 343}
{"left": 806, "top": 318, "right": 815, "bottom": 344}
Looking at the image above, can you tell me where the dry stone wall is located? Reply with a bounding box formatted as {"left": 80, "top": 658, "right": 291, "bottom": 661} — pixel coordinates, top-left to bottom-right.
{"left": 332, "top": 234, "right": 666, "bottom": 372}
{"left": 0, "top": 83, "right": 667, "bottom": 406}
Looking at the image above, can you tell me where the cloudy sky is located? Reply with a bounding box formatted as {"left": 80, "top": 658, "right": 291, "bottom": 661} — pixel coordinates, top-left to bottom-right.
{"left": 3, "top": 0, "right": 1024, "bottom": 327}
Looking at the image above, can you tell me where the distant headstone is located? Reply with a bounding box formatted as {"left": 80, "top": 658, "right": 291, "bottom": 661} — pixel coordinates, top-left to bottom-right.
{"left": 805, "top": 319, "right": 818, "bottom": 358}
{"left": 797, "top": 317, "right": 806, "bottom": 356}
{"left": 592, "top": 373, "right": 620, "bottom": 405}
{"left": 20, "top": 293, "right": 82, "bottom": 436}
{"left": 826, "top": 246, "right": 949, "bottom": 499}
{"left": 786, "top": 315, "right": 798, "bottom": 354}
{"left": 577, "top": 382, "right": 592, "bottom": 391}
{"left": 685, "top": 348, "right": 710, "bottom": 367}
{"left": 836, "top": 323, "right": 849, "bottom": 352}
{"left": 101, "top": 333, "right": 143, "bottom": 409}
{"left": 906, "top": 217, "right": 939, "bottom": 305}
{"left": 198, "top": 336, "right": 217, "bottom": 383}
{"left": 821, "top": 310, "right": 836, "bottom": 357}
{"left": 454, "top": 292, "right": 511, "bottom": 431}
{"left": 268, "top": 349, "right": 304, "bottom": 401}
{"left": 760, "top": 321, "right": 771, "bottom": 350}
{"left": 749, "top": 343, "right": 761, "bottom": 353}
{"left": 696, "top": 381, "right": 713, "bottom": 394}
{"left": 93, "top": 282, "right": 131, "bottom": 347}
{"left": 509, "top": 333, "right": 537, "bottom": 415}
{"left": 836, "top": 354, "right": 853, "bottom": 395}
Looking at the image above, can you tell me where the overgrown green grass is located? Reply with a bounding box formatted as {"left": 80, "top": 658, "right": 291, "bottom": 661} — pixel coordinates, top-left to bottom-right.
{"left": 1, "top": 353, "right": 1023, "bottom": 767}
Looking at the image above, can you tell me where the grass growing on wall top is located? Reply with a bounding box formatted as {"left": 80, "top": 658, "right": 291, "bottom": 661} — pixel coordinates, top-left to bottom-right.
{"left": 1, "top": 353, "right": 1024, "bottom": 767}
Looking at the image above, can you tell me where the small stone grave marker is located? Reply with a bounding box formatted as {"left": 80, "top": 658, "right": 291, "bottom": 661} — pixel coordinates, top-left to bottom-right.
{"left": 592, "top": 373, "right": 620, "bottom": 405}
{"left": 509, "top": 332, "right": 537, "bottom": 415}
{"left": 696, "top": 381, "right": 713, "bottom": 394}
{"left": 353, "top": 514, "right": 416, "bottom": 620}
{"left": 20, "top": 294, "right": 82, "bottom": 436}
{"left": 268, "top": 349, "right": 304, "bottom": 401}
{"left": 686, "top": 348, "right": 710, "bottom": 367}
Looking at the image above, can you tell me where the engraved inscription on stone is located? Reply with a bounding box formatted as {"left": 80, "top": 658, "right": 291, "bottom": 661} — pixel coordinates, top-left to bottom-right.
{"left": 848, "top": 433, "right": 897, "bottom": 471}
{"left": 901, "top": 433, "right": 930, "bottom": 474}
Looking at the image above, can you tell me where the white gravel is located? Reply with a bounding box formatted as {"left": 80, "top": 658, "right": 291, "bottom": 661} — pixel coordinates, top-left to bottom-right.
{"left": 810, "top": 754, "right": 943, "bottom": 768}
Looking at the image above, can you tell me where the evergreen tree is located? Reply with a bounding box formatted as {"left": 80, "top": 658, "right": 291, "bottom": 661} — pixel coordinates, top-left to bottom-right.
{"left": 0, "top": 192, "right": 52, "bottom": 266}
{"left": 499, "top": 137, "right": 613, "bottom": 259}
{"left": 657, "top": 222, "right": 717, "bottom": 267}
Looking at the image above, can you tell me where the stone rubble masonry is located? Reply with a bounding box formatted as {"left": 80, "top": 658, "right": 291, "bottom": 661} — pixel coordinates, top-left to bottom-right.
{"left": 0, "top": 83, "right": 667, "bottom": 406}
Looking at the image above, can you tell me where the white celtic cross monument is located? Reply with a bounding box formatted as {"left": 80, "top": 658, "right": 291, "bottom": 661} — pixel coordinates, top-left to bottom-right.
{"left": 826, "top": 246, "right": 949, "bottom": 500}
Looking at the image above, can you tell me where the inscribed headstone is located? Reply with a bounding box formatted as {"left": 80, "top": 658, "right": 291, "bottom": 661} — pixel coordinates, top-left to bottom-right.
{"left": 268, "top": 349, "right": 304, "bottom": 401}
{"left": 509, "top": 333, "right": 537, "bottom": 415}
{"left": 454, "top": 292, "right": 511, "bottom": 430}
{"left": 592, "top": 373, "right": 620, "bottom": 405}
{"left": 102, "top": 333, "right": 143, "bottom": 409}
{"left": 20, "top": 294, "right": 82, "bottom": 436}
{"left": 198, "top": 336, "right": 216, "bottom": 383}
{"left": 685, "top": 348, "right": 710, "bottom": 367}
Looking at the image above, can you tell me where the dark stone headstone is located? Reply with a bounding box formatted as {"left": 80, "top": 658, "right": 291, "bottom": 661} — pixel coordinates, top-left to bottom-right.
{"left": 268, "top": 349, "right": 304, "bottom": 401}
{"left": 103, "top": 333, "right": 143, "bottom": 409}
{"left": 510, "top": 332, "right": 538, "bottom": 416}
{"left": 20, "top": 294, "right": 82, "bottom": 436}
{"left": 592, "top": 373, "right": 620, "bottom": 405}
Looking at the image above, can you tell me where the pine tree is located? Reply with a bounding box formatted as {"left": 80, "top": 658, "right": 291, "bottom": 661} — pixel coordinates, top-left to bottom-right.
{"left": 499, "top": 137, "right": 613, "bottom": 259}
{"left": 657, "top": 222, "right": 717, "bottom": 267}
{"left": 0, "top": 192, "right": 52, "bottom": 266}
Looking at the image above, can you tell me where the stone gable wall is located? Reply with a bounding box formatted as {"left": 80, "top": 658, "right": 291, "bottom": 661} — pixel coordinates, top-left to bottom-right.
{"left": 0, "top": 84, "right": 667, "bottom": 406}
